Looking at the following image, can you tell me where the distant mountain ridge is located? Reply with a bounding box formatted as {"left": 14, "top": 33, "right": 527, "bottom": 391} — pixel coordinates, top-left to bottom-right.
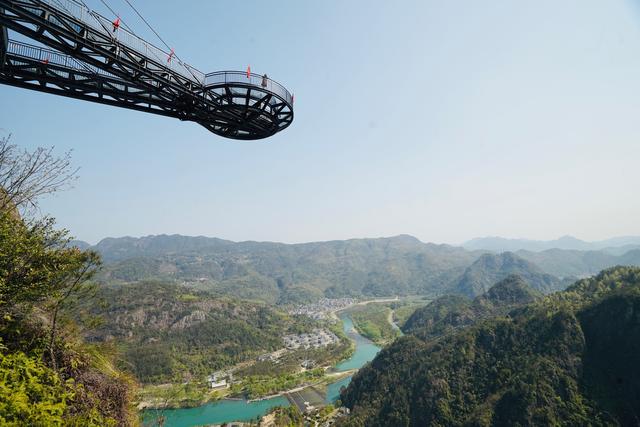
{"left": 88, "top": 234, "right": 485, "bottom": 303}
{"left": 464, "top": 235, "right": 640, "bottom": 253}
{"left": 75, "top": 233, "right": 640, "bottom": 303}
{"left": 516, "top": 248, "right": 640, "bottom": 279}
{"left": 453, "top": 252, "right": 563, "bottom": 296}
{"left": 93, "top": 234, "right": 236, "bottom": 263}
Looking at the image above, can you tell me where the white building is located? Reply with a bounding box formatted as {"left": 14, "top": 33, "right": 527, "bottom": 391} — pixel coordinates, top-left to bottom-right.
{"left": 207, "top": 371, "right": 231, "bottom": 389}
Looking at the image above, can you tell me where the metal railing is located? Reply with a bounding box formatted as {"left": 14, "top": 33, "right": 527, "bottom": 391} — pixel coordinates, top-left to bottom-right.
{"left": 15, "top": 1, "right": 293, "bottom": 105}
{"left": 7, "top": 39, "right": 117, "bottom": 78}
{"left": 204, "top": 71, "right": 293, "bottom": 105}
{"left": 39, "top": 0, "right": 205, "bottom": 84}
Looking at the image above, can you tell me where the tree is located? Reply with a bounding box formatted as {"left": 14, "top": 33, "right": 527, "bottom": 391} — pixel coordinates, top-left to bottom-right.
{"left": 0, "top": 135, "right": 132, "bottom": 425}
{"left": 0, "top": 134, "right": 78, "bottom": 214}
{"left": 0, "top": 211, "right": 99, "bottom": 310}
{"left": 0, "top": 134, "right": 98, "bottom": 369}
{"left": 0, "top": 210, "right": 101, "bottom": 368}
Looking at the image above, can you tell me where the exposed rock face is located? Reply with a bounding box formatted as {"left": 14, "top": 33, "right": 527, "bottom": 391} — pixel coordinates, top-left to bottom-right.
{"left": 171, "top": 310, "right": 206, "bottom": 330}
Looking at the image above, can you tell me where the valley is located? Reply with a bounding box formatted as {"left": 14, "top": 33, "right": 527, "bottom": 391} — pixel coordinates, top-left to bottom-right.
{"left": 4, "top": 209, "right": 640, "bottom": 426}
{"left": 74, "top": 233, "right": 640, "bottom": 425}
{"left": 140, "top": 312, "right": 381, "bottom": 426}
{"left": 3, "top": 3, "right": 639, "bottom": 425}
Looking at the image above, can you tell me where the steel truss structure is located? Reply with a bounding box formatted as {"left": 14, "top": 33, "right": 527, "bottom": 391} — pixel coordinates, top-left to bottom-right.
{"left": 0, "top": 0, "right": 294, "bottom": 139}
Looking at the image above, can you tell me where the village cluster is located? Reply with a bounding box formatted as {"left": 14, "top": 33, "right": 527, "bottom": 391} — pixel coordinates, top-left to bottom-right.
{"left": 207, "top": 328, "right": 340, "bottom": 389}
{"left": 283, "top": 328, "right": 340, "bottom": 350}
{"left": 288, "top": 298, "right": 356, "bottom": 320}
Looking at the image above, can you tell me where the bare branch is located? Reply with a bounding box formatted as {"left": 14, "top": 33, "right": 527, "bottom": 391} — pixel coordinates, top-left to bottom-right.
{"left": 0, "top": 135, "right": 79, "bottom": 215}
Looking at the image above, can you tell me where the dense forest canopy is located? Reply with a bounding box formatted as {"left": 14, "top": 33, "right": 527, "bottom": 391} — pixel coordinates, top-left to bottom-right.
{"left": 402, "top": 274, "right": 541, "bottom": 338}
{"left": 338, "top": 267, "right": 640, "bottom": 426}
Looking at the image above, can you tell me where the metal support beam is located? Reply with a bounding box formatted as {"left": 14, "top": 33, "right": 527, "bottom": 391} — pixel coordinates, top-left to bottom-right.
{"left": 0, "top": 8, "right": 6, "bottom": 66}
{"left": 0, "top": 0, "right": 293, "bottom": 139}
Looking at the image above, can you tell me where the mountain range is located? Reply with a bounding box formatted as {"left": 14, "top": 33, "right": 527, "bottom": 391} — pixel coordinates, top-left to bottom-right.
{"left": 463, "top": 235, "right": 640, "bottom": 253}
{"left": 89, "top": 234, "right": 481, "bottom": 303}
{"left": 70, "top": 234, "right": 640, "bottom": 303}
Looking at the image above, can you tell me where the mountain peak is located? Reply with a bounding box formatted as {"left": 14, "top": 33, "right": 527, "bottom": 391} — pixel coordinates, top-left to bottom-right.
{"left": 454, "top": 252, "right": 560, "bottom": 297}
{"left": 482, "top": 274, "right": 541, "bottom": 306}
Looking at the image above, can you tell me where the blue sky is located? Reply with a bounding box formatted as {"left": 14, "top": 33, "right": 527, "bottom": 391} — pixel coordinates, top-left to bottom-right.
{"left": 2, "top": 0, "right": 640, "bottom": 244}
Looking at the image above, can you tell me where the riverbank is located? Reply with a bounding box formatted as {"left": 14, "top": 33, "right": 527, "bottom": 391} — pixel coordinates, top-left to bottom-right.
{"left": 136, "top": 382, "right": 226, "bottom": 410}
{"left": 136, "top": 319, "right": 354, "bottom": 410}
{"left": 246, "top": 370, "right": 355, "bottom": 403}
{"left": 136, "top": 299, "right": 387, "bottom": 411}
{"left": 347, "top": 303, "right": 402, "bottom": 346}
{"left": 140, "top": 313, "right": 380, "bottom": 426}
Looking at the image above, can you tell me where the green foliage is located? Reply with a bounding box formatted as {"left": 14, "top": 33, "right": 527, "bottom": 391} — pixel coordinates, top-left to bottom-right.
{"left": 350, "top": 305, "right": 401, "bottom": 345}
{"left": 0, "top": 209, "right": 134, "bottom": 426}
{"left": 270, "top": 405, "right": 304, "bottom": 426}
{"left": 385, "top": 297, "right": 431, "bottom": 328}
{"left": 0, "top": 212, "right": 100, "bottom": 310}
{"left": 0, "top": 350, "right": 71, "bottom": 426}
{"left": 402, "top": 275, "right": 540, "bottom": 338}
{"left": 338, "top": 267, "right": 640, "bottom": 426}
{"left": 0, "top": 338, "right": 123, "bottom": 427}
{"left": 401, "top": 294, "right": 472, "bottom": 336}
{"left": 136, "top": 382, "right": 216, "bottom": 409}
{"left": 240, "top": 369, "right": 324, "bottom": 399}
{"left": 78, "top": 281, "right": 318, "bottom": 384}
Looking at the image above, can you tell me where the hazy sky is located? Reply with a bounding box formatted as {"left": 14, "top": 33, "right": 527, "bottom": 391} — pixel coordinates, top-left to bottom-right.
{"left": 2, "top": 0, "right": 640, "bottom": 244}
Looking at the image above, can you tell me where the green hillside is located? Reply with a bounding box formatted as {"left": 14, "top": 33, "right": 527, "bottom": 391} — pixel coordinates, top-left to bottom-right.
{"left": 86, "top": 235, "right": 640, "bottom": 304}
{"left": 94, "top": 234, "right": 484, "bottom": 302}
{"left": 453, "top": 252, "right": 562, "bottom": 297}
{"left": 338, "top": 267, "right": 640, "bottom": 426}
{"left": 78, "top": 282, "right": 317, "bottom": 384}
{"left": 402, "top": 274, "right": 540, "bottom": 338}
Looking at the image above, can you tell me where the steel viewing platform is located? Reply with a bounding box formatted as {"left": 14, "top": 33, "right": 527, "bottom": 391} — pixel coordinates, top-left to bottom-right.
{"left": 0, "top": 0, "right": 293, "bottom": 139}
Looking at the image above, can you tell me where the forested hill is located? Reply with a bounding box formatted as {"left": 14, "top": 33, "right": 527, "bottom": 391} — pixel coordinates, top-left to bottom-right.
{"left": 92, "top": 234, "right": 484, "bottom": 302}
{"left": 93, "top": 235, "right": 237, "bottom": 263}
{"left": 78, "top": 282, "right": 313, "bottom": 384}
{"left": 453, "top": 252, "right": 564, "bottom": 296}
{"left": 402, "top": 274, "right": 541, "bottom": 338}
{"left": 338, "top": 267, "right": 640, "bottom": 426}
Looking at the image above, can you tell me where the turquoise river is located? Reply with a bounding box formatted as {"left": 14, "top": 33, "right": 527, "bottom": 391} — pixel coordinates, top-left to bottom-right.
{"left": 141, "top": 313, "right": 381, "bottom": 426}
